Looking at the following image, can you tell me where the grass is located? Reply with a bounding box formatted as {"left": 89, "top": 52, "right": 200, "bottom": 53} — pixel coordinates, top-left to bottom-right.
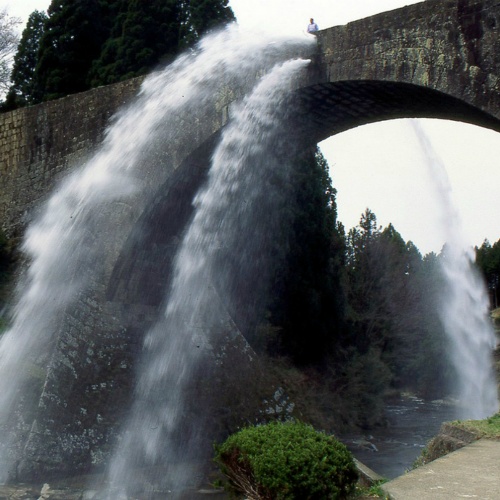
{"left": 353, "top": 480, "right": 389, "bottom": 498}
{"left": 450, "top": 413, "right": 500, "bottom": 438}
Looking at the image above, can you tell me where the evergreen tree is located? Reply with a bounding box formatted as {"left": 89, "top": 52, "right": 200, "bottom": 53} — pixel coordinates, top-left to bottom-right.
{"left": 90, "top": 0, "right": 234, "bottom": 86}
{"left": 343, "top": 212, "right": 451, "bottom": 398}
{"left": 268, "top": 147, "right": 346, "bottom": 366}
{"left": 181, "top": 0, "right": 235, "bottom": 46}
{"left": 476, "top": 239, "right": 500, "bottom": 309}
{"left": 34, "top": 0, "right": 107, "bottom": 101}
{"left": 4, "top": 10, "right": 47, "bottom": 109}
{"left": 14, "top": 0, "right": 235, "bottom": 102}
{"left": 90, "top": 0, "right": 181, "bottom": 85}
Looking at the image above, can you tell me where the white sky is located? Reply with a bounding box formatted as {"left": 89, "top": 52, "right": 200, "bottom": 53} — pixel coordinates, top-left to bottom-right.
{"left": 5, "top": 0, "right": 500, "bottom": 254}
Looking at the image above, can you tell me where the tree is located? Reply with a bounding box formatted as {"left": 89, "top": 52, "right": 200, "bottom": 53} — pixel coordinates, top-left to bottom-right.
{"left": 3, "top": 10, "right": 47, "bottom": 109}
{"left": 180, "top": 0, "right": 235, "bottom": 46}
{"left": 26, "top": 0, "right": 235, "bottom": 100}
{"left": 476, "top": 239, "right": 500, "bottom": 309}
{"left": 343, "top": 210, "right": 451, "bottom": 399}
{"left": 267, "top": 147, "right": 347, "bottom": 365}
{"left": 90, "top": 0, "right": 235, "bottom": 86}
{"left": 0, "top": 9, "right": 21, "bottom": 95}
{"left": 90, "top": 0, "right": 183, "bottom": 86}
{"left": 33, "top": 0, "right": 108, "bottom": 101}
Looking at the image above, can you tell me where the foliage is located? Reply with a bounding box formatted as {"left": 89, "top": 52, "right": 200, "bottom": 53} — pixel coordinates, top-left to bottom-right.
{"left": 89, "top": 0, "right": 234, "bottom": 86}
{"left": 353, "top": 480, "right": 389, "bottom": 499}
{"left": 3, "top": 10, "right": 47, "bottom": 109}
{"left": 267, "top": 147, "right": 346, "bottom": 366}
{"left": 342, "top": 209, "right": 451, "bottom": 400}
{"left": 34, "top": 0, "right": 115, "bottom": 101}
{"left": 0, "top": 9, "right": 21, "bottom": 95}
{"left": 4, "top": 0, "right": 235, "bottom": 106}
{"left": 475, "top": 239, "right": 500, "bottom": 309}
{"left": 88, "top": 0, "right": 183, "bottom": 86}
{"left": 452, "top": 413, "right": 500, "bottom": 438}
{"left": 214, "top": 421, "right": 358, "bottom": 499}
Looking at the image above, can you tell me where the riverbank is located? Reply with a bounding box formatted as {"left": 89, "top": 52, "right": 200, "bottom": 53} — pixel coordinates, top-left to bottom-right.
{"left": 340, "top": 394, "right": 458, "bottom": 479}
{"left": 382, "top": 438, "right": 500, "bottom": 499}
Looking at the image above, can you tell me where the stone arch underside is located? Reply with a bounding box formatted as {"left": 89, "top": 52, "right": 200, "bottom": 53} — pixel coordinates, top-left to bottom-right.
{"left": 298, "top": 80, "right": 500, "bottom": 142}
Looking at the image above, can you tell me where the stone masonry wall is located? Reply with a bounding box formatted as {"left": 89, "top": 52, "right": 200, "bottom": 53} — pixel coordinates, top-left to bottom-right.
{"left": 0, "top": 77, "right": 143, "bottom": 240}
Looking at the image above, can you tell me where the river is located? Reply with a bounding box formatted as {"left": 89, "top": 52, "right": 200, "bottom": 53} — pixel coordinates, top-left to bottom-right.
{"left": 340, "top": 394, "right": 458, "bottom": 479}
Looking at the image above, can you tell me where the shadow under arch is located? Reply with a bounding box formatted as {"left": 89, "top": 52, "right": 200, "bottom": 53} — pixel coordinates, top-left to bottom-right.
{"left": 297, "top": 80, "right": 500, "bottom": 143}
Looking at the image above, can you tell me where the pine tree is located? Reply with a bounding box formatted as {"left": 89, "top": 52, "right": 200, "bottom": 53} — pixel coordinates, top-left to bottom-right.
{"left": 476, "top": 239, "right": 500, "bottom": 309}
{"left": 13, "top": 0, "right": 235, "bottom": 102}
{"left": 90, "top": 0, "right": 235, "bottom": 86}
{"left": 268, "top": 147, "right": 347, "bottom": 365}
{"left": 34, "top": 0, "right": 107, "bottom": 101}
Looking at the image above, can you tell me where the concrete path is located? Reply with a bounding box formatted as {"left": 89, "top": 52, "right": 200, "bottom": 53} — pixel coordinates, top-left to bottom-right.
{"left": 382, "top": 439, "right": 500, "bottom": 499}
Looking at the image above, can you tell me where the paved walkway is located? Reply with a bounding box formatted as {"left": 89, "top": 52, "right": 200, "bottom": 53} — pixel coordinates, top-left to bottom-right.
{"left": 382, "top": 439, "right": 500, "bottom": 499}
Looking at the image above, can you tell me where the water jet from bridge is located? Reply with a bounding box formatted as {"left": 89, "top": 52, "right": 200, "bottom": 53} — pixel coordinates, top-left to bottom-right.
{"left": 105, "top": 57, "right": 311, "bottom": 497}
{"left": 0, "top": 25, "right": 314, "bottom": 487}
{"left": 412, "top": 120, "right": 498, "bottom": 420}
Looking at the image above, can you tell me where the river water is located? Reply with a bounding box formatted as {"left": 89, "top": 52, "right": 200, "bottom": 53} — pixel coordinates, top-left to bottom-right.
{"left": 341, "top": 395, "right": 459, "bottom": 479}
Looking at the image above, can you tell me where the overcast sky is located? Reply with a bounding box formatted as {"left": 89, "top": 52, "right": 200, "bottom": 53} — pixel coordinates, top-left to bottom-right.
{"left": 5, "top": 0, "right": 500, "bottom": 254}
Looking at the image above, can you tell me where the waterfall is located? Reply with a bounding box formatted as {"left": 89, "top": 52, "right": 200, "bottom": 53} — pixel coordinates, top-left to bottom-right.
{"left": 0, "top": 25, "right": 314, "bottom": 487}
{"left": 106, "top": 57, "right": 310, "bottom": 497}
{"left": 411, "top": 120, "right": 498, "bottom": 419}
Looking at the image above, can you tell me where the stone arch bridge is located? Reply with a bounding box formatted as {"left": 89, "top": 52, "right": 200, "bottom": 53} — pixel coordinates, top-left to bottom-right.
{"left": 1, "top": 0, "right": 499, "bottom": 481}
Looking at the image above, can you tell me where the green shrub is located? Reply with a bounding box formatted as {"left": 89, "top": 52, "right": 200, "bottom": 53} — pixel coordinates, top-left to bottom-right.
{"left": 214, "top": 421, "right": 358, "bottom": 499}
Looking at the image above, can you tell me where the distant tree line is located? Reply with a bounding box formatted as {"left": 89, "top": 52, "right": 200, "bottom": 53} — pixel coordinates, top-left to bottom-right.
{"left": 1, "top": 0, "right": 234, "bottom": 110}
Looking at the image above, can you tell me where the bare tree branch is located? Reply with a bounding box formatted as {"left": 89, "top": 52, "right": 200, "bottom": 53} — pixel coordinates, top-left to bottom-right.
{"left": 0, "top": 9, "right": 22, "bottom": 93}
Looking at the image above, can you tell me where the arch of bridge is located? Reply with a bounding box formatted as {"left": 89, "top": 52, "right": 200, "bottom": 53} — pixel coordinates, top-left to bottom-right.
{"left": 301, "top": 0, "right": 500, "bottom": 141}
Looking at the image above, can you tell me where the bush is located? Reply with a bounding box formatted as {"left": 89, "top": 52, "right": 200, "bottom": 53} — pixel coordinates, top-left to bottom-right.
{"left": 214, "top": 421, "right": 358, "bottom": 499}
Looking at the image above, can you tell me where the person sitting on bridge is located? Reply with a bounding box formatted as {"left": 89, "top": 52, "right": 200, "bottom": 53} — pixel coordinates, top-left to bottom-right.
{"left": 307, "top": 18, "right": 319, "bottom": 33}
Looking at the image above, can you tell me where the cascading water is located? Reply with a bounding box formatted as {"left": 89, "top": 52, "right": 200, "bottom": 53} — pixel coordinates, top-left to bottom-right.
{"left": 411, "top": 120, "right": 498, "bottom": 419}
{"left": 0, "top": 24, "right": 314, "bottom": 488}
{"left": 106, "top": 57, "right": 311, "bottom": 498}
